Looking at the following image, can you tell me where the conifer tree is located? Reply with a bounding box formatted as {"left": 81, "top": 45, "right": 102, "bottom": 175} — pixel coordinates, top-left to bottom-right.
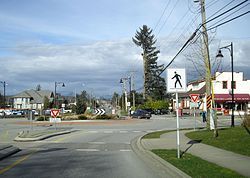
{"left": 132, "top": 25, "right": 166, "bottom": 100}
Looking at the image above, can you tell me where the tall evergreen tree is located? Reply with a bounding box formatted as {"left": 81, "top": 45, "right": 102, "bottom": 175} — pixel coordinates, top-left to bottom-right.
{"left": 132, "top": 25, "right": 166, "bottom": 100}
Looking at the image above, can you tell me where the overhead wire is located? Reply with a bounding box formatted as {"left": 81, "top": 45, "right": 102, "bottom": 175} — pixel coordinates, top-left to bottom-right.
{"left": 208, "top": 2, "right": 249, "bottom": 29}
{"left": 153, "top": 0, "right": 172, "bottom": 31}
{"left": 158, "top": 0, "right": 250, "bottom": 76}
{"left": 156, "top": 0, "right": 181, "bottom": 37}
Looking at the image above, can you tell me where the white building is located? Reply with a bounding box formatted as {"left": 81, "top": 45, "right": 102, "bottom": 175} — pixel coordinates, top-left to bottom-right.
{"left": 175, "top": 71, "right": 250, "bottom": 115}
{"left": 12, "top": 89, "right": 53, "bottom": 110}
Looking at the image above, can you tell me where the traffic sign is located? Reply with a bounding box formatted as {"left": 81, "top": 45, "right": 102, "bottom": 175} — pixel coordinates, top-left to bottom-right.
{"left": 167, "top": 68, "right": 187, "bottom": 93}
{"left": 189, "top": 94, "right": 200, "bottom": 103}
{"left": 206, "top": 95, "right": 212, "bottom": 109}
{"left": 51, "top": 109, "right": 60, "bottom": 118}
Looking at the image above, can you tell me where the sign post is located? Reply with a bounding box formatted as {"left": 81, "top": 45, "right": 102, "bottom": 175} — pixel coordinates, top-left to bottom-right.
{"left": 167, "top": 68, "right": 187, "bottom": 159}
{"left": 189, "top": 94, "right": 200, "bottom": 131}
{"left": 51, "top": 109, "right": 60, "bottom": 130}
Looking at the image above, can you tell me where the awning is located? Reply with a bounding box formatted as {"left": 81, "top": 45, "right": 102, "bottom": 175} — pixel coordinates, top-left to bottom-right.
{"left": 214, "top": 94, "right": 250, "bottom": 102}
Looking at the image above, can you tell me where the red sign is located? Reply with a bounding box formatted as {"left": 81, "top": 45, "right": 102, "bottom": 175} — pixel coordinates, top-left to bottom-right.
{"left": 51, "top": 109, "right": 60, "bottom": 118}
{"left": 189, "top": 94, "right": 200, "bottom": 103}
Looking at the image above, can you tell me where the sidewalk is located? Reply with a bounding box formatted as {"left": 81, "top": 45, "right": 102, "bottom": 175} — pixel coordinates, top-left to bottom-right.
{"left": 140, "top": 130, "right": 250, "bottom": 177}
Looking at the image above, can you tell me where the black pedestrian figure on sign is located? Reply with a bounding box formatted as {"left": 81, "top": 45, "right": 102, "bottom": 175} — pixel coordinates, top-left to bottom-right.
{"left": 172, "top": 71, "right": 182, "bottom": 88}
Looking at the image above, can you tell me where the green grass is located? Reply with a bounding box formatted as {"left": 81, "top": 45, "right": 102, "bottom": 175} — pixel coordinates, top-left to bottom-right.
{"left": 142, "top": 130, "right": 173, "bottom": 139}
{"left": 186, "top": 127, "right": 250, "bottom": 156}
{"left": 142, "top": 128, "right": 193, "bottom": 139}
{"left": 152, "top": 149, "right": 245, "bottom": 178}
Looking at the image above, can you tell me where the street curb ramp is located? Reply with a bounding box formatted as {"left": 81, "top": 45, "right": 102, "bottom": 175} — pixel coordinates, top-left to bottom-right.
{"left": 131, "top": 135, "right": 191, "bottom": 178}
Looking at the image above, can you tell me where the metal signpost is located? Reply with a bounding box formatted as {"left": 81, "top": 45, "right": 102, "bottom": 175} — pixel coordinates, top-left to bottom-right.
{"left": 51, "top": 109, "right": 60, "bottom": 130}
{"left": 167, "top": 68, "right": 187, "bottom": 159}
{"left": 189, "top": 94, "right": 200, "bottom": 131}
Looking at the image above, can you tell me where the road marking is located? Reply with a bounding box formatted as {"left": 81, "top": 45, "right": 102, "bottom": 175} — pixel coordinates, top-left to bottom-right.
{"left": 120, "top": 149, "right": 132, "bottom": 152}
{"left": 87, "top": 131, "right": 98, "bottom": 133}
{"left": 0, "top": 151, "right": 34, "bottom": 175}
{"left": 133, "top": 131, "right": 141, "bottom": 133}
{"left": 103, "top": 131, "right": 113, "bottom": 133}
{"left": 119, "top": 131, "right": 128, "bottom": 133}
{"left": 53, "top": 130, "right": 85, "bottom": 143}
{"left": 76, "top": 149, "right": 99, "bottom": 152}
{"left": 88, "top": 142, "right": 105, "bottom": 144}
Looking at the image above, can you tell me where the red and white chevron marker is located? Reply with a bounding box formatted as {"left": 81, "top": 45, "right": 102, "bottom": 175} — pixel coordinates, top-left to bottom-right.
{"left": 51, "top": 109, "right": 60, "bottom": 118}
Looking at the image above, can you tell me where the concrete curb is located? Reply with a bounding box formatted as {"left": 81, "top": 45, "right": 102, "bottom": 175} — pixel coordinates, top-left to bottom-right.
{"left": 0, "top": 145, "right": 20, "bottom": 160}
{"left": 131, "top": 135, "right": 191, "bottom": 178}
{"left": 14, "top": 130, "right": 74, "bottom": 142}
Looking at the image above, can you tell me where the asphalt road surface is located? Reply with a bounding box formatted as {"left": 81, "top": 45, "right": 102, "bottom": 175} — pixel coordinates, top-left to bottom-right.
{"left": 0, "top": 115, "right": 240, "bottom": 178}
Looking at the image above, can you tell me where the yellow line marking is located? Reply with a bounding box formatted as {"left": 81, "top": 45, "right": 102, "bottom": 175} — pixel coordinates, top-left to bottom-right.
{"left": 54, "top": 130, "right": 85, "bottom": 143}
{"left": 0, "top": 151, "right": 35, "bottom": 175}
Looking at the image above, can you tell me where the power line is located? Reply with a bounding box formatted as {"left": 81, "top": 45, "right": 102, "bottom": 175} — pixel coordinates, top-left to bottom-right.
{"left": 207, "top": 0, "right": 236, "bottom": 20}
{"left": 205, "top": 0, "right": 249, "bottom": 25}
{"left": 153, "top": 0, "right": 172, "bottom": 31}
{"left": 207, "top": 11, "right": 250, "bottom": 31}
{"left": 156, "top": 0, "right": 180, "bottom": 37}
{"left": 208, "top": 3, "right": 249, "bottom": 29}
{"left": 158, "top": 1, "right": 250, "bottom": 76}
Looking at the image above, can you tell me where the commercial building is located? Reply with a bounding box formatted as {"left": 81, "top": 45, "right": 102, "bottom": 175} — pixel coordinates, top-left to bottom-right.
{"left": 173, "top": 71, "right": 250, "bottom": 115}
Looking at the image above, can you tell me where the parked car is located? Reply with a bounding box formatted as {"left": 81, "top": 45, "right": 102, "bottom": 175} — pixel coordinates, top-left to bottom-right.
{"left": 155, "top": 109, "right": 170, "bottom": 115}
{"left": 131, "top": 109, "right": 151, "bottom": 119}
{"left": 143, "top": 108, "right": 155, "bottom": 114}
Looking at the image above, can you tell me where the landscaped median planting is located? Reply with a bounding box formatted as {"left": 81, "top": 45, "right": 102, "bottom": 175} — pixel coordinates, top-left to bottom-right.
{"left": 152, "top": 149, "right": 244, "bottom": 178}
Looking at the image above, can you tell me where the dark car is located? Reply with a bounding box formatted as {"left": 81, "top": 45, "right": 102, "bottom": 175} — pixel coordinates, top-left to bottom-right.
{"left": 155, "top": 109, "right": 170, "bottom": 115}
{"left": 131, "top": 109, "right": 151, "bottom": 119}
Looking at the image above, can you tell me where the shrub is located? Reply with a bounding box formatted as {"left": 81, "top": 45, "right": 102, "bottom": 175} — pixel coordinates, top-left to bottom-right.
{"left": 78, "top": 115, "right": 88, "bottom": 120}
{"left": 36, "top": 116, "right": 49, "bottom": 121}
{"left": 95, "top": 114, "right": 118, "bottom": 120}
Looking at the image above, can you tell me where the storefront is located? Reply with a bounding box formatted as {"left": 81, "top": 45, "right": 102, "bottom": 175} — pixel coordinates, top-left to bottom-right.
{"left": 214, "top": 94, "right": 250, "bottom": 115}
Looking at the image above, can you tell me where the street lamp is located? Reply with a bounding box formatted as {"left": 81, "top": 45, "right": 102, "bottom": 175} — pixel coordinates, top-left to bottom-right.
{"left": 216, "top": 42, "right": 234, "bottom": 127}
{"left": 54, "top": 82, "right": 65, "bottom": 109}
{"left": 0, "top": 81, "right": 6, "bottom": 114}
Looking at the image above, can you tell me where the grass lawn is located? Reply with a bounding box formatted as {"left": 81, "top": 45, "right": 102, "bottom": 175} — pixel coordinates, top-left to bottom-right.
{"left": 152, "top": 149, "right": 245, "bottom": 178}
{"left": 142, "top": 130, "right": 173, "bottom": 139}
{"left": 142, "top": 128, "right": 194, "bottom": 139}
{"left": 185, "top": 126, "right": 250, "bottom": 156}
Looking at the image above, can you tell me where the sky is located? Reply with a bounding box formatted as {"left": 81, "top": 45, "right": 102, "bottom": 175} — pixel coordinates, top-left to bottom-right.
{"left": 0, "top": 0, "right": 249, "bottom": 98}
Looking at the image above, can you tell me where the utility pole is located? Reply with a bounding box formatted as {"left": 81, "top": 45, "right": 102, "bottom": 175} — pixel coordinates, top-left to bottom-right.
{"left": 129, "top": 71, "right": 136, "bottom": 109}
{"left": 120, "top": 78, "right": 128, "bottom": 112}
{"left": 198, "top": 0, "right": 211, "bottom": 129}
{"left": 142, "top": 52, "right": 146, "bottom": 100}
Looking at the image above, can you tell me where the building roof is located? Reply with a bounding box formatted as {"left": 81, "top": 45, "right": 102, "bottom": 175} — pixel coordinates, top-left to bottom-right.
{"left": 12, "top": 89, "right": 53, "bottom": 104}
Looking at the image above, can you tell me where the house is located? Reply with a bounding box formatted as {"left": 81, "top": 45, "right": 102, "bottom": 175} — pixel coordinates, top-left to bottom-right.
{"left": 173, "top": 71, "right": 250, "bottom": 115}
{"left": 12, "top": 89, "right": 53, "bottom": 110}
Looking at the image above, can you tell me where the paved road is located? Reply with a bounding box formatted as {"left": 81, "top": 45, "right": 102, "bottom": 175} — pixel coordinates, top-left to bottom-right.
{"left": 0, "top": 115, "right": 241, "bottom": 178}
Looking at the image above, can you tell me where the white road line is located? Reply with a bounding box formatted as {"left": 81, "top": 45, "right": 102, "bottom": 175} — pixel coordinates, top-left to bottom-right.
{"left": 103, "top": 131, "right": 113, "bottom": 133}
{"left": 87, "top": 131, "right": 98, "bottom": 133}
{"left": 76, "top": 149, "right": 99, "bottom": 152}
{"left": 120, "top": 149, "right": 132, "bottom": 152}
{"left": 119, "top": 131, "right": 128, "bottom": 133}
{"left": 133, "top": 131, "right": 141, "bottom": 133}
{"left": 88, "top": 142, "right": 105, "bottom": 144}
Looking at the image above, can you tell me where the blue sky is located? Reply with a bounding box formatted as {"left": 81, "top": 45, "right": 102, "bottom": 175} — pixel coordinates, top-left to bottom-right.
{"left": 0, "top": 0, "right": 249, "bottom": 97}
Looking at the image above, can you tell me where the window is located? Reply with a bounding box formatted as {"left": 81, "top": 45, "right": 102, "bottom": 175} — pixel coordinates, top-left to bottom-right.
{"left": 231, "top": 81, "right": 236, "bottom": 89}
{"left": 222, "top": 81, "right": 227, "bottom": 89}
